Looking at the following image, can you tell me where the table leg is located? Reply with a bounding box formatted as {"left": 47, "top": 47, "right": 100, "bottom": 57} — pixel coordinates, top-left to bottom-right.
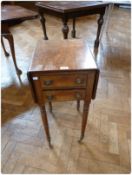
{"left": 40, "top": 105, "right": 52, "bottom": 148}
{"left": 1, "top": 37, "right": 10, "bottom": 57}
{"left": 62, "top": 18, "right": 69, "bottom": 39}
{"left": 48, "top": 102, "right": 52, "bottom": 112}
{"left": 94, "top": 13, "right": 104, "bottom": 48}
{"left": 79, "top": 101, "right": 90, "bottom": 142}
{"left": 71, "top": 18, "right": 76, "bottom": 38}
{"left": 39, "top": 10, "right": 48, "bottom": 40}
{"left": 3, "top": 34, "right": 22, "bottom": 75}
{"left": 106, "top": 3, "right": 114, "bottom": 34}
{"left": 77, "top": 100, "right": 80, "bottom": 111}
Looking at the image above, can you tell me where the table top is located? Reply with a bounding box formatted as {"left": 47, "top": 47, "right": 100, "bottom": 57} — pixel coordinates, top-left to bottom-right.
{"left": 29, "top": 39, "right": 97, "bottom": 73}
{"left": 36, "top": 1, "right": 109, "bottom": 13}
{"left": 1, "top": 5, "right": 38, "bottom": 23}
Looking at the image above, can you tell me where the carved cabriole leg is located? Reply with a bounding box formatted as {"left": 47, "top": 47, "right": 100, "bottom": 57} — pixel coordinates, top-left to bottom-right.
{"left": 79, "top": 101, "right": 90, "bottom": 142}
{"left": 1, "top": 36, "right": 10, "bottom": 57}
{"left": 71, "top": 18, "right": 76, "bottom": 38}
{"left": 62, "top": 18, "right": 69, "bottom": 39}
{"left": 38, "top": 9, "right": 48, "bottom": 40}
{"left": 4, "top": 34, "right": 22, "bottom": 75}
{"left": 94, "top": 13, "right": 104, "bottom": 48}
{"left": 40, "top": 105, "right": 52, "bottom": 148}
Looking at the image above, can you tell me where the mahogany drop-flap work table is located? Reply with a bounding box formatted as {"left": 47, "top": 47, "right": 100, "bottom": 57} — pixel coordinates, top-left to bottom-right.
{"left": 36, "top": 1, "right": 108, "bottom": 48}
{"left": 28, "top": 39, "right": 99, "bottom": 148}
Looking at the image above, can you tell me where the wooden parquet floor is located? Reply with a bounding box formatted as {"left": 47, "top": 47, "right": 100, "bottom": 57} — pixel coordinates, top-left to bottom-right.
{"left": 1, "top": 7, "right": 131, "bottom": 173}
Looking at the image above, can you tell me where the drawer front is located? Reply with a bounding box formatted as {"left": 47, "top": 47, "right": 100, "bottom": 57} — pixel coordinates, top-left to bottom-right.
{"left": 40, "top": 74, "right": 87, "bottom": 89}
{"left": 43, "top": 90, "right": 85, "bottom": 102}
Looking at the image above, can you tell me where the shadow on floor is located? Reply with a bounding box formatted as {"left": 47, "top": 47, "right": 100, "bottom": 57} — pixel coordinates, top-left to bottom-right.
{"left": 1, "top": 82, "right": 36, "bottom": 125}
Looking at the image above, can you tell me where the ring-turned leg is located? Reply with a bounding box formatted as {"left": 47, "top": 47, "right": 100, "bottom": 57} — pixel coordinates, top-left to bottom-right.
{"left": 94, "top": 13, "right": 104, "bottom": 48}
{"left": 40, "top": 105, "right": 52, "bottom": 148}
{"left": 79, "top": 101, "right": 90, "bottom": 142}
{"left": 71, "top": 18, "right": 76, "bottom": 38}
{"left": 1, "top": 37, "right": 10, "bottom": 57}
{"left": 38, "top": 9, "right": 48, "bottom": 40}
{"left": 4, "top": 34, "right": 22, "bottom": 75}
{"left": 62, "top": 18, "right": 69, "bottom": 39}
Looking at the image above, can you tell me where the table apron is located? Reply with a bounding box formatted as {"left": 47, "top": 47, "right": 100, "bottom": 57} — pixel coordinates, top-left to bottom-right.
{"left": 38, "top": 6, "right": 106, "bottom": 19}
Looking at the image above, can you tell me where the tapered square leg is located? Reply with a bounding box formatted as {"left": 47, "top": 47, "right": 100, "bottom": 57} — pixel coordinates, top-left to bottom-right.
{"left": 79, "top": 101, "right": 90, "bottom": 143}
{"left": 40, "top": 105, "right": 53, "bottom": 148}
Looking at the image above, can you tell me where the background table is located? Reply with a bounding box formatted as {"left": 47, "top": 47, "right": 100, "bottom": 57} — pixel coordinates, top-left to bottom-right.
{"left": 1, "top": 5, "right": 38, "bottom": 75}
{"left": 36, "top": 1, "right": 108, "bottom": 48}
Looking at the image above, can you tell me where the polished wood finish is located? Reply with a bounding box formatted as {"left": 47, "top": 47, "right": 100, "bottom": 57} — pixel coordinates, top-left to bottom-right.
{"left": 1, "top": 5, "right": 37, "bottom": 22}
{"left": 28, "top": 39, "right": 99, "bottom": 146}
{"left": 36, "top": 1, "right": 108, "bottom": 47}
{"left": 1, "top": 7, "right": 130, "bottom": 174}
{"left": 40, "top": 105, "right": 52, "bottom": 148}
{"left": 40, "top": 74, "right": 87, "bottom": 89}
{"left": 43, "top": 89, "right": 86, "bottom": 102}
{"left": 29, "top": 40, "right": 97, "bottom": 71}
{"left": 1, "top": 5, "right": 38, "bottom": 75}
{"left": 2, "top": 21, "right": 22, "bottom": 75}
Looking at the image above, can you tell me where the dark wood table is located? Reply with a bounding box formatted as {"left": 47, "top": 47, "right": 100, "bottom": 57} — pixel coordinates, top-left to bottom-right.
{"left": 1, "top": 5, "right": 38, "bottom": 75}
{"left": 28, "top": 39, "right": 99, "bottom": 148}
{"left": 36, "top": 1, "right": 109, "bottom": 48}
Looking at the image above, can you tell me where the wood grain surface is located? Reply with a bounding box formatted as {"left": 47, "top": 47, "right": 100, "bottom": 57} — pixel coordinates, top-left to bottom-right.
{"left": 1, "top": 6, "right": 130, "bottom": 173}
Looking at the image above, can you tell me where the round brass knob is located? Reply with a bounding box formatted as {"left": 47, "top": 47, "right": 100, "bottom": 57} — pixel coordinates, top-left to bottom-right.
{"left": 46, "top": 95, "right": 53, "bottom": 101}
{"left": 76, "top": 93, "right": 81, "bottom": 99}
{"left": 44, "top": 80, "right": 53, "bottom": 86}
{"left": 76, "top": 78, "right": 82, "bottom": 84}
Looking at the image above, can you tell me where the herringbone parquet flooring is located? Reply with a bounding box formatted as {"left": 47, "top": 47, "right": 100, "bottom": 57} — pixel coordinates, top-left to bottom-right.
{"left": 1, "top": 6, "right": 131, "bottom": 173}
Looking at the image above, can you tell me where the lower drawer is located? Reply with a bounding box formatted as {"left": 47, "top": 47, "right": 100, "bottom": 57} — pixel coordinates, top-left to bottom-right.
{"left": 43, "top": 89, "right": 85, "bottom": 102}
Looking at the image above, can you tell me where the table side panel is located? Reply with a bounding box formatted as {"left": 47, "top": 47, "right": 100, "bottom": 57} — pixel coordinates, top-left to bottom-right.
{"left": 67, "top": 7, "right": 106, "bottom": 18}
{"left": 36, "top": 2, "right": 108, "bottom": 13}
{"left": 37, "top": 6, "right": 106, "bottom": 18}
{"left": 27, "top": 72, "right": 44, "bottom": 104}
{"left": 84, "top": 70, "right": 98, "bottom": 102}
{"left": 38, "top": 7, "right": 63, "bottom": 18}
{"left": 92, "top": 69, "right": 100, "bottom": 99}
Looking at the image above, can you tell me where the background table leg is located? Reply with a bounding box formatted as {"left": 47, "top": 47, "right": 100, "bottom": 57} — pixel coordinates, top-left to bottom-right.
{"left": 62, "top": 18, "right": 69, "bottom": 39}
{"left": 71, "top": 18, "right": 76, "bottom": 38}
{"left": 94, "top": 13, "right": 104, "bottom": 48}
{"left": 4, "top": 34, "right": 22, "bottom": 75}
{"left": 39, "top": 10, "right": 48, "bottom": 40}
{"left": 77, "top": 100, "right": 80, "bottom": 111}
{"left": 48, "top": 102, "right": 52, "bottom": 112}
{"left": 1, "top": 37, "right": 10, "bottom": 57}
